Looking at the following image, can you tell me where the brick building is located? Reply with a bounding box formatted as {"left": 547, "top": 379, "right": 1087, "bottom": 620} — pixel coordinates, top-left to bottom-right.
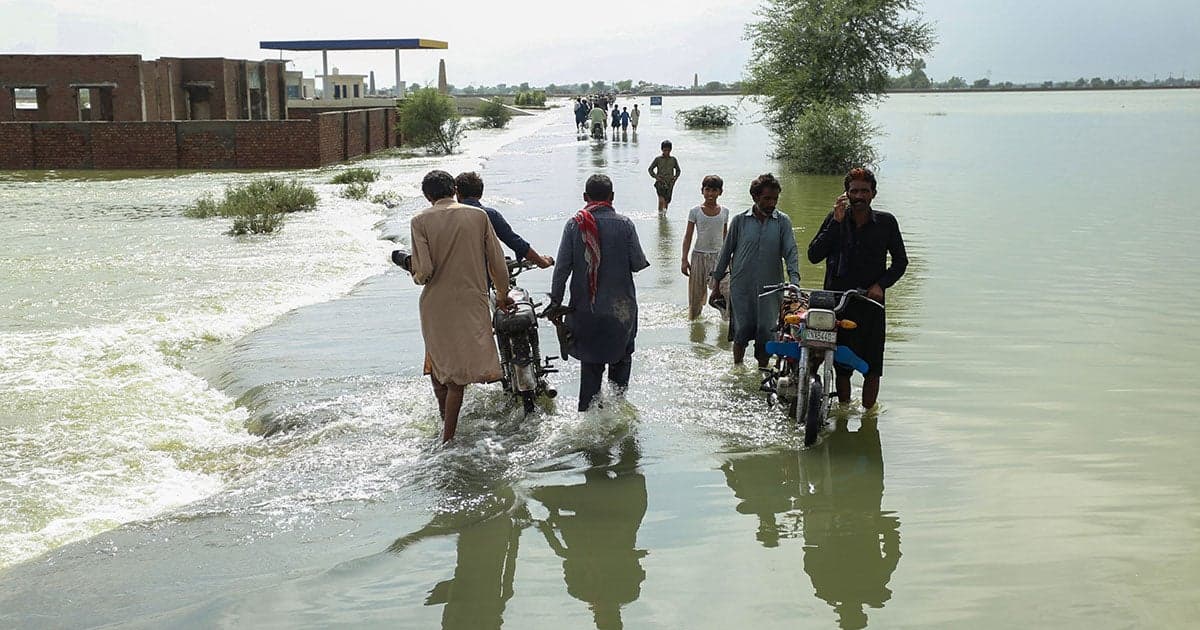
{"left": 0, "top": 54, "right": 288, "bottom": 123}
{"left": 0, "top": 54, "right": 397, "bottom": 170}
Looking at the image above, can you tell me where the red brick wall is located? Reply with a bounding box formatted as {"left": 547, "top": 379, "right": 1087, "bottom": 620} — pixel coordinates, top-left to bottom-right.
{"left": 345, "top": 110, "right": 367, "bottom": 159}
{"left": 140, "top": 62, "right": 161, "bottom": 122}
{"left": 0, "top": 55, "right": 145, "bottom": 122}
{"left": 178, "top": 123, "right": 236, "bottom": 169}
{"left": 92, "top": 123, "right": 177, "bottom": 169}
{"left": 233, "top": 121, "right": 320, "bottom": 168}
{"left": 32, "top": 124, "right": 93, "bottom": 168}
{"left": 0, "top": 124, "right": 34, "bottom": 168}
{"left": 1, "top": 109, "right": 395, "bottom": 170}
{"left": 317, "top": 113, "right": 345, "bottom": 165}
{"left": 0, "top": 87, "right": 13, "bottom": 121}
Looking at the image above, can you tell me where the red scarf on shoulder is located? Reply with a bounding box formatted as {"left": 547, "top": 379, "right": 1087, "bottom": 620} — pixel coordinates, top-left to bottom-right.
{"left": 573, "top": 201, "right": 608, "bottom": 304}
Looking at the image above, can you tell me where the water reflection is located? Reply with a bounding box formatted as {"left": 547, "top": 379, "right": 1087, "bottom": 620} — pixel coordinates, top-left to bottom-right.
{"left": 388, "top": 490, "right": 525, "bottom": 630}
{"left": 721, "top": 417, "right": 900, "bottom": 629}
{"left": 532, "top": 437, "right": 648, "bottom": 630}
{"left": 385, "top": 437, "right": 648, "bottom": 630}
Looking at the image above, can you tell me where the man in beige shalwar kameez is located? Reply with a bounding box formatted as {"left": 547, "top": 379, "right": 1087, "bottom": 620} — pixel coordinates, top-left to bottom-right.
{"left": 410, "top": 170, "right": 511, "bottom": 442}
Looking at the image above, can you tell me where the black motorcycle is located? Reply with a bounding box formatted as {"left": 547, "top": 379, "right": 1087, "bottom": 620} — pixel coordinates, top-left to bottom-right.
{"left": 392, "top": 250, "right": 562, "bottom": 414}
{"left": 494, "top": 258, "right": 562, "bottom": 413}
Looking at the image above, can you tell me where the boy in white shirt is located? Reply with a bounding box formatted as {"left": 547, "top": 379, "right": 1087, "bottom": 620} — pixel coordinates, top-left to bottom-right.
{"left": 680, "top": 175, "right": 730, "bottom": 319}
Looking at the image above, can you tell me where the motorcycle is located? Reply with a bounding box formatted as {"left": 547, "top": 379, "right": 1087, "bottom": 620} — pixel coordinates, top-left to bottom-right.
{"left": 590, "top": 119, "right": 606, "bottom": 140}
{"left": 758, "top": 284, "right": 884, "bottom": 446}
{"left": 390, "top": 250, "right": 561, "bottom": 414}
{"left": 493, "top": 258, "right": 562, "bottom": 414}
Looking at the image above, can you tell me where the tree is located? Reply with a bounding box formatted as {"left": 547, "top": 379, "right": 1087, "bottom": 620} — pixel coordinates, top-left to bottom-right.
{"left": 519, "top": 82, "right": 530, "bottom": 91}
{"left": 704, "top": 81, "right": 725, "bottom": 91}
{"left": 397, "top": 87, "right": 464, "bottom": 154}
{"left": 616, "top": 79, "right": 634, "bottom": 92}
{"left": 775, "top": 101, "right": 880, "bottom": 174}
{"left": 972, "top": 77, "right": 990, "bottom": 88}
{"left": 592, "top": 80, "right": 608, "bottom": 92}
{"left": 744, "top": 0, "right": 935, "bottom": 135}
{"left": 476, "top": 98, "right": 513, "bottom": 128}
{"left": 945, "top": 76, "right": 967, "bottom": 89}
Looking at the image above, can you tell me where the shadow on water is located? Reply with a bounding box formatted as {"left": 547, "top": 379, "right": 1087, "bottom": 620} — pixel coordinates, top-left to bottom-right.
{"left": 721, "top": 417, "right": 901, "bottom": 630}
{"left": 385, "top": 434, "right": 647, "bottom": 630}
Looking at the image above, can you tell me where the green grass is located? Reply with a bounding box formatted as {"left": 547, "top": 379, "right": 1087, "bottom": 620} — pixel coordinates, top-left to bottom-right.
{"left": 330, "top": 167, "right": 380, "bottom": 185}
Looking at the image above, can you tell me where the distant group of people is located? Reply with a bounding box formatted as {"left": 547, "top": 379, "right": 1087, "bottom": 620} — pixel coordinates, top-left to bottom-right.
{"left": 574, "top": 97, "right": 639, "bottom": 137}
{"left": 406, "top": 158, "right": 906, "bottom": 443}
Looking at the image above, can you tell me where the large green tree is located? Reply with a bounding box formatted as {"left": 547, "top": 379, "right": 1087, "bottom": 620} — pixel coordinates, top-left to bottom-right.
{"left": 744, "top": 0, "right": 935, "bottom": 135}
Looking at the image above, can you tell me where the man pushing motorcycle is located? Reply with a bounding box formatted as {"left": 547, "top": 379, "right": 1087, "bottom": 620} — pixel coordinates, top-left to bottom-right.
{"left": 806, "top": 167, "right": 908, "bottom": 409}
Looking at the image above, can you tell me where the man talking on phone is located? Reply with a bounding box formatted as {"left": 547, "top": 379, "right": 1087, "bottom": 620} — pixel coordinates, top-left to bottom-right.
{"left": 806, "top": 167, "right": 907, "bottom": 410}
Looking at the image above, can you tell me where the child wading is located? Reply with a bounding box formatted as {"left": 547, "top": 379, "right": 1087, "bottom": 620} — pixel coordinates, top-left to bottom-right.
{"left": 681, "top": 175, "right": 730, "bottom": 319}
{"left": 648, "top": 140, "right": 681, "bottom": 212}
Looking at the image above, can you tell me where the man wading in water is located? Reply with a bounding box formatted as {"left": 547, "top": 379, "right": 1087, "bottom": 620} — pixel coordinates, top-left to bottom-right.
{"left": 549, "top": 174, "right": 650, "bottom": 411}
{"left": 807, "top": 167, "right": 907, "bottom": 409}
{"left": 710, "top": 173, "right": 801, "bottom": 367}
{"left": 408, "top": 170, "right": 512, "bottom": 442}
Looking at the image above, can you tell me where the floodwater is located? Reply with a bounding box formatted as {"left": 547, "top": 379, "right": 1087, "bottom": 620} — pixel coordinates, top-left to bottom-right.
{"left": 2, "top": 91, "right": 1199, "bottom": 628}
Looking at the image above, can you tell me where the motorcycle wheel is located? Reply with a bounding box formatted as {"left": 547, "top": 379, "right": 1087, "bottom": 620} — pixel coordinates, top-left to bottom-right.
{"left": 803, "top": 378, "right": 824, "bottom": 447}
{"left": 521, "top": 391, "right": 536, "bottom": 415}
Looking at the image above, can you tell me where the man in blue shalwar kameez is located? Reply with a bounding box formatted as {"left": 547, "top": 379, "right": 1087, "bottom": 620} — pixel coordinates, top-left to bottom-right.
{"left": 549, "top": 174, "right": 650, "bottom": 411}
{"left": 711, "top": 173, "right": 801, "bottom": 367}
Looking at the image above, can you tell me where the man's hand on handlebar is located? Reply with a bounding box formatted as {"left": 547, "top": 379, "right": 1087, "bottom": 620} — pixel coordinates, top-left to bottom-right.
{"left": 496, "top": 294, "right": 514, "bottom": 311}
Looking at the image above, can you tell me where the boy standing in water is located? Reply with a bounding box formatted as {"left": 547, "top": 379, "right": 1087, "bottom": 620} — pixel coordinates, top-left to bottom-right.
{"left": 648, "top": 140, "right": 681, "bottom": 212}
{"left": 681, "top": 175, "right": 730, "bottom": 319}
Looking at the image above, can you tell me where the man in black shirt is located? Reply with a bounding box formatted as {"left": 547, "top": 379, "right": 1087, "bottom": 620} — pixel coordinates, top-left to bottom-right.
{"left": 807, "top": 168, "right": 907, "bottom": 409}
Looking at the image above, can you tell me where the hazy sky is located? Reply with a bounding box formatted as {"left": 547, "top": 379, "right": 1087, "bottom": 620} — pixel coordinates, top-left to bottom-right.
{"left": 2, "top": 0, "right": 1198, "bottom": 87}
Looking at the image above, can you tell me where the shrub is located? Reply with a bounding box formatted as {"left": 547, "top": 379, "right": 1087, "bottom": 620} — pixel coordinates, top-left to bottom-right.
{"left": 340, "top": 181, "right": 370, "bottom": 200}
{"left": 184, "top": 194, "right": 220, "bottom": 218}
{"left": 775, "top": 101, "right": 880, "bottom": 174}
{"left": 514, "top": 90, "right": 546, "bottom": 107}
{"left": 397, "top": 87, "right": 464, "bottom": 154}
{"left": 371, "top": 190, "right": 401, "bottom": 208}
{"left": 184, "top": 177, "right": 317, "bottom": 234}
{"left": 676, "top": 104, "right": 736, "bottom": 128}
{"left": 475, "top": 98, "right": 513, "bottom": 128}
{"left": 330, "top": 167, "right": 380, "bottom": 184}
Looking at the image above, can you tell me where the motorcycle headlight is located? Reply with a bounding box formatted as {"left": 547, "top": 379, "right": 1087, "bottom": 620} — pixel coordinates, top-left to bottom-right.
{"left": 806, "top": 309, "right": 836, "bottom": 331}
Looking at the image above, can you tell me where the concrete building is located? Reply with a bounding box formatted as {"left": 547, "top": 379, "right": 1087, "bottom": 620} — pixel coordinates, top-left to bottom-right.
{"left": 0, "top": 54, "right": 288, "bottom": 122}
{"left": 317, "top": 69, "right": 368, "bottom": 100}
{"left": 284, "top": 71, "right": 316, "bottom": 99}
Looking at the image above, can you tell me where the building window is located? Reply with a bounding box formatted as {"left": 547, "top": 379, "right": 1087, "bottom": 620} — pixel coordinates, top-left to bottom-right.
{"left": 13, "top": 87, "right": 40, "bottom": 110}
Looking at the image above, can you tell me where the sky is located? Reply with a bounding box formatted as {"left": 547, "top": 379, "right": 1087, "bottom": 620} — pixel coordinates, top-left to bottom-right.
{"left": 2, "top": 0, "right": 1199, "bottom": 88}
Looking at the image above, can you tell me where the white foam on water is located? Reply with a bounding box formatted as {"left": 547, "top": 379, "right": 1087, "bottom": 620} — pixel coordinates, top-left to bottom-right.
{"left": 0, "top": 110, "right": 564, "bottom": 569}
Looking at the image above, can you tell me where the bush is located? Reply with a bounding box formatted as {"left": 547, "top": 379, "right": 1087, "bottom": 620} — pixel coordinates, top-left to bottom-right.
{"left": 330, "top": 167, "right": 380, "bottom": 184}
{"left": 184, "top": 194, "right": 220, "bottom": 218}
{"left": 676, "top": 104, "right": 736, "bottom": 128}
{"left": 397, "top": 87, "right": 464, "bottom": 154}
{"left": 341, "top": 181, "right": 370, "bottom": 200}
{"left": 514, "top": 90, "right": 546, "bottom": 107}
{"left": 371, "top": 190, "right": 401, "bottom": 208}
{"left": 775, "top": 102, "right": 879, "bottom": 174}
{"left": 476, "top": 98, "right": 513, "bottom": 128}
{"left": 184, "top": 178, "right": 318, "bottom": 234}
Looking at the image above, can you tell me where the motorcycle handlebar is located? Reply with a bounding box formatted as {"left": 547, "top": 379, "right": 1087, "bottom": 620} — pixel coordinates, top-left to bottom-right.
{"left": 756, "top": 284, "right": 885, "bottom": 311}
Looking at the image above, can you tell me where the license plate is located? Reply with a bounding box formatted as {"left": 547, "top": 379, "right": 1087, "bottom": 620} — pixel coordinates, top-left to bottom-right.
{"left": 805, "top": 329, "right": 837, "bottom": 344}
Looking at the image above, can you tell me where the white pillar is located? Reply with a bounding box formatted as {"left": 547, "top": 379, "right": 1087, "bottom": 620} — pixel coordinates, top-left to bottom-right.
{"left": 394, "top": 48, "right": 401, "bottom": 98}
{"left": 322, "top": 50, "right": 329, "bottom": 100}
